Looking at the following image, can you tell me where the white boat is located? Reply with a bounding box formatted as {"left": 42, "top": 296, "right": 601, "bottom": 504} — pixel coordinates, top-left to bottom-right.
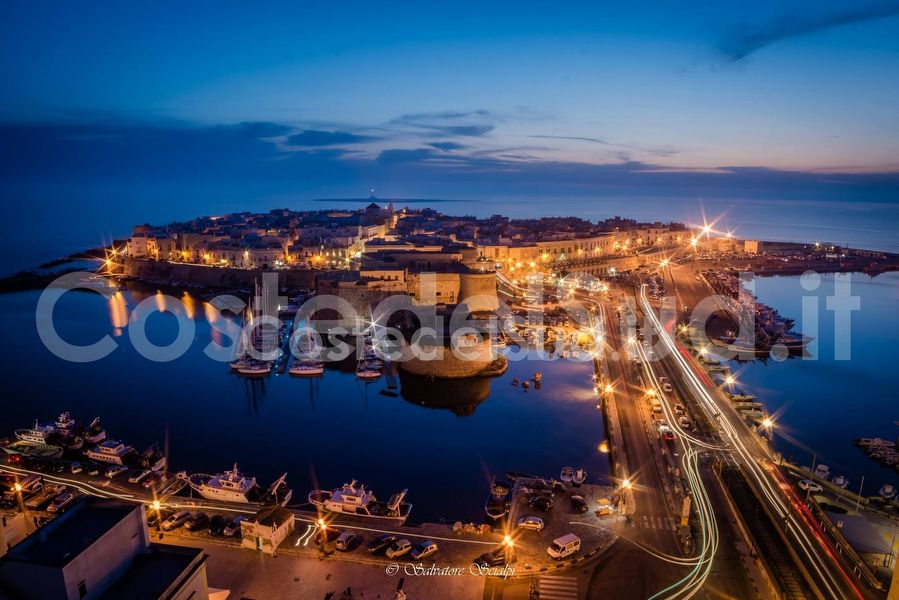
{"left": 879, "top": 484, "right": 897, "bottom": 500}
{"left": 83, "top": 439, "right": 135, "bottom": 465}
{"left": 236, "top": 360, "right": 272, "bottom": 376}
{"left": 188, "top": 464, "right": 292, "bottom": 506}
{"left": 84, "top": 417, "right": 107, "bottom": 444}
{"left": 832, "top": 475, "right": 849, "bottom": 489}
{"left": 356, "top": 356, "right": 382, "bottom": 380}
{"left": 813, "top": 464, "right": 831, "bottom": 481}
{"left": 55, "top": 412, "right": 76, "bottom": 430}
{"left": 560, "top": 467, "right": 574, "bottom": 483}
{"left": 573, "top": 468, "right": 587, "bottom": 485}
{"left": 15, "top": 420, "right": 57, "bottom": 444}
{"left": 290, "top": 325, "right": 325, "bottom": 377}
{"left": 290, "top": 358, "right": 325, "bottom": 377}
{"left": 309, "top": 480, "right": 412, "bottom": 522}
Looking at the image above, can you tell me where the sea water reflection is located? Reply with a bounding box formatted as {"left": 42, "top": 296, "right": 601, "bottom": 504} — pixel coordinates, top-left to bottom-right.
{"left": 0, "top": 284, "right": 609, "bottom": 521}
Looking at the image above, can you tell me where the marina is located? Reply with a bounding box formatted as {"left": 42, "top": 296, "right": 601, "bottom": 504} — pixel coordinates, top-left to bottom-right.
{"left": 0, "top": 285, "right": 610, "bottom": 523}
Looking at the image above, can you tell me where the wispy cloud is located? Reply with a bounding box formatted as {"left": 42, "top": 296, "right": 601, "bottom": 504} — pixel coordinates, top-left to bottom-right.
{"left": 389, "top": 110, "right": 498, "bottom": 137}
{"left": 718, "top": 2, "right": 899, "bottom": 62}
{"left": 287, "top": 129, "right": 378, "bottom": 146}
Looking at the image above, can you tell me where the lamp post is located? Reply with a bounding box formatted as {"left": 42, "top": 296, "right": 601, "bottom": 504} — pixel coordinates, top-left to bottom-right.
{"left": 13, "top": 482, "right": 24, "bottom": 513}
{"left": 318, "top": 518, "right": 327, "bottom": 554}
{"left": 151, "top": 500, "right": 162, "bottom": 532}
{"left": 503, "top": 534, "right": 514, "bottom": 564}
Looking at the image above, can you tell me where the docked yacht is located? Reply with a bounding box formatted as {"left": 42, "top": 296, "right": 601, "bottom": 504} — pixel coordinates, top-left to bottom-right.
{"left": 289, "top": 358, "right": 325, "bottom": 377}
{"left": 309, "top": 480, "right": 412, "bottom": 523}
{"left": 84, "top": 439, "right": 136, "bottom": 465}
{"left": 832, "top": 475, "right": 850, "bottom": 489}
{"left": 355, "top": 359, "right": 382, "bottom": 380}
{"left": 235, "top": 359, "right": 272, "bottom": 376}
{"left": 188, "top": 464, "right": 292, "bottom": 506}
{"left": 15, "top": 420, "right": 57, "bottom": 444}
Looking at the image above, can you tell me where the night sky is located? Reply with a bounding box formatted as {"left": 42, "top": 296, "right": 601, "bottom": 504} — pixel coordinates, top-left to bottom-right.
{"left": 2, "top": 1, "right": 898, "bottom": 270}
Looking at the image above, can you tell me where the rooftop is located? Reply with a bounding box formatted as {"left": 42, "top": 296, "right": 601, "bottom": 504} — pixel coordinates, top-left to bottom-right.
{"left": 3, "top": 498, "right": 136, "bottom": 568}
{"left": 99, "top": 544, "right": 205, "bottom": 600}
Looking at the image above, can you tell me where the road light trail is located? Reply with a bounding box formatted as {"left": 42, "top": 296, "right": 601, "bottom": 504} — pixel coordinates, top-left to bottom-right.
{"left": 631, "top": 336, "right": 719, "bottom": 600}
{"left": 639, "top": 284, "right": 861, "bottom": 600}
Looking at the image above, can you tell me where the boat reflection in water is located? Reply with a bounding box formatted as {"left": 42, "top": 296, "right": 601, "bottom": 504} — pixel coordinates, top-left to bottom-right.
{"left": 398, "top": 370, "right": 491, "bottom": 417}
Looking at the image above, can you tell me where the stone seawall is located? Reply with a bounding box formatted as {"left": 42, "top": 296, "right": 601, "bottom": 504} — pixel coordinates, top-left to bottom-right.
{"left": 123, "top": 257, "right": 315, "bottom": 289}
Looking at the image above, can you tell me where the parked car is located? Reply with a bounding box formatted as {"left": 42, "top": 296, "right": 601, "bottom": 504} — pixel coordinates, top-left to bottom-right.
{"left": 69, "top": 462, "right": 83, "bottom": 474}
{"left": 662, "top": 382, "right": 673, "bottom": 393}
{"left": 128, "top": 469, "right": 152, "bottom": 484}
{"left": 47, "top": 492, "right": 75, "bottom": 514}
{"left": 313, "top": 528, "right": 343, "bottom": 545}
{"left": 366, "top": 534, "right": 397, "bottom": 554}
{"left": 105, "top": 465, "right": 128, "bottom": 478}
{"left": 162, "top": 510, "right": 191, "bottom": 531}
{"left": 222, "top": 516, "right": 247, "bottom": 537}
{"left": 528, "top": 495, "right": 554, "bottom": 511}
{"left": 208, "top": 515, "right": 226, "bottom": 536}
{"left": 475, "top": 546, "right": 517, "bottom": 567}
{"left": 797, "top": 479, "right": 822, "bottom": 493}
{"left": 674, "top": 404, "right": 685, "bottom": 415}
{"left": 410, "top": 540, "right": 438, "bottom": 560}
{"left": 185, "top": 512, "right": 209, "bottom": 532}
{"left": 386, "top": 539, "right": 412, "bottom": 559}
{"left": 335, "top": 532, "right": 358, "bottom": 552}
{"left": 86, "top": 465, "right": 100, "bottom": 476}
{"left": 677, "top": 417, "right": 692, "bottom": 430}
{"left": 516, "top": 515, "right": 545, "bottom": 531}
{"left": 570, "top": 495, "right": 589, "bottom": 514}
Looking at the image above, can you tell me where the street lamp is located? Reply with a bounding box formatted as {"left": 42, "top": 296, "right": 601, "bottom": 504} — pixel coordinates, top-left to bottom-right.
{"left": 503, "top": 534, "right": 514, "bottom": 563}
{"left": 318, "top": 518, "right": 327, "bottom": 553}
{"left": 151, "top": 499, "right": 162, "bottom": 532}
{"left": 724, "top": 375, "right": 736, "bottom": 387}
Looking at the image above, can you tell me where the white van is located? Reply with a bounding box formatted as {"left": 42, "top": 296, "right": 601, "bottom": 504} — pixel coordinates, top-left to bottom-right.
{"left": 547, "top": 533, "right": 581, "bottom": 559}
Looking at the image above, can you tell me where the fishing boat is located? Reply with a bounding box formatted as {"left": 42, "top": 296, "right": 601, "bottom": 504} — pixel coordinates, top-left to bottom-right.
{"left": 813, "top": 464, "right": 831, "bottom": 481}
{"left": 832, "top": 475, "right": 850, "bottom": 489}
{"left": 55, "top": 412, "right": 76, "bottom": 430}
{"left": 484, "top": 477, "right": 512, "bottom": 520}
{"left": 84, "top": 440, "right": 136, "bottom": 465}
{"left": 308, "top": 480, "right": 412, "bottom": 523}
{"left": 14, "top": 420, "right": 57, "bottom": 444}
{"left": 1, "top": 439, "right": 64, "bottom": 460}
{"left": 84, "top": 417, "right": 107, "bottom": 444}
{"left": 188, "top": 464, "right": 292, "bottom": 506}
{"left": 572, "top": 468, "right": 587, "bottom": 485}
{"left": 560, "top": 467, "right": 574, "bottom": 483}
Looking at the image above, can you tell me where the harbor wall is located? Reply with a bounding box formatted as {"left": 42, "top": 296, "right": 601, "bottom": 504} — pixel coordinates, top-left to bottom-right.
{"left": 123, "top": 258, "right": 315, "bottom": 289}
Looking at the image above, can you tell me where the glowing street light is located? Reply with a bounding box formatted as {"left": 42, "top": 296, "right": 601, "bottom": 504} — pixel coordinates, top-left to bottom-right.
{"left": 724, "top": 375, "right": 736, "bottom": 386}
{"left": 621, "top": 478, "right": 632, "bottom": 490}
{"left": 660, "top": 258, "right": 670, "bottom": 268}
{"left": 762, "top": 417, "right": 774, "bottom": 429}
{"left": 604, "top": 383, "right": 614, "bottom": 394}
{"left": 698, "top": 346, "right": 708, "bottom": 356}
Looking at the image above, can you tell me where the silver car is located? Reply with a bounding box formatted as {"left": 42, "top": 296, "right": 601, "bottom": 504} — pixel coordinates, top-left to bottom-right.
{"left": 517, "top": 515, "right": 545, "bottom": 531}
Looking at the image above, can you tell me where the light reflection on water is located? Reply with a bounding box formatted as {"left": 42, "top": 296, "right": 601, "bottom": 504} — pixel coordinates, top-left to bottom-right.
{"left": 0, "top": 284, "right": 609, "bottom": 521}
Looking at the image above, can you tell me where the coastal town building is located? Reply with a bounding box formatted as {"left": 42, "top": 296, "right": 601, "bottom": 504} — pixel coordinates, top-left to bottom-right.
{"left": 0, "top": 498, "right": 209, "bottom": 600}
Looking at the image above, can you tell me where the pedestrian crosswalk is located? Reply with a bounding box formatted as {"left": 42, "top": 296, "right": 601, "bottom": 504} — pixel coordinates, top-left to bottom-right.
{"left": 629, "top": 515, "right": 679, "bottom": 531}
{"left": 539, "top": 575, "right": 578, "bottom": 600}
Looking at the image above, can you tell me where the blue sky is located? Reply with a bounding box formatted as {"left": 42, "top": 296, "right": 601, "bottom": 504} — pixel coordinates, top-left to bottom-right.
{"left": 1, "top": 1, "right": 899, "bottom": 269}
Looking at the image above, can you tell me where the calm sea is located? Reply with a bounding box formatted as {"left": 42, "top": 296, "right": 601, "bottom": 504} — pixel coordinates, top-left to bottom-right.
{"left": 0, "top": 285, "right": 609, "bottom": 522}
{"left": 730, "top": 271, "right": 899, "bottom": 495}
